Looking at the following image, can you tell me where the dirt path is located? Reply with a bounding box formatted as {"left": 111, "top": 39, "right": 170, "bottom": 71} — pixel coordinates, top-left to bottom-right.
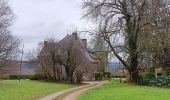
{"left": 61, "top": 82, "right": 105, "bottom": 100}
{"left": 38, "top": 81, "right": 106, "bottom": 100}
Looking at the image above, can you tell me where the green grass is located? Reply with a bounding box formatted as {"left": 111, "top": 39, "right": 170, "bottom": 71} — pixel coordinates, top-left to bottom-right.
{"left": 0, "top": 79, "right": 76, "bottom": 100}
{"left": 78, "top": 79, "right": 170, "bottom": 100}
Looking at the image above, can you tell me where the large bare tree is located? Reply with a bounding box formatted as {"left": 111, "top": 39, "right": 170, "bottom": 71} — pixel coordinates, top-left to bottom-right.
{"left": 37, "top": 35, "right": 84, "bottom": 83}
{"left": 137, "top": 0, "right": 170, "bottom": 72}
{"left": 58, "top": 34, "right": 84, "bottom": 83}
{"left": 38, "top": 39, "right": 63, "bottom": 81}
{"left": 82, "top": 0, "right": 170, "bottom": 83}
{"left": 0, "top": 0, "right": 20, "bottom": 72}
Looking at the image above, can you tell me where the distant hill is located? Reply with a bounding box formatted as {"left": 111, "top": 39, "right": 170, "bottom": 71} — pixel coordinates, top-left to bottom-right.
{"left": 3, "top": 60, "right": 37, "bottom": 75}
{"left": 108, "top": 62, "right": 123, "bottom": 72}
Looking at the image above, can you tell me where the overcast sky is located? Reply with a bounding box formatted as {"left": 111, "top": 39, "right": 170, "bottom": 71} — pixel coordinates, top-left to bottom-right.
{"left": 9, "top": 0, "right": 92, "bottom": 54}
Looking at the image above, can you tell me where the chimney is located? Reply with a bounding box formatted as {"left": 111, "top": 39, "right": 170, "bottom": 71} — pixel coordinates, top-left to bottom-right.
{"left": 82, "top": 39, "right": 87, "bottom": 48}
{"left": 72, "top": 32, "right": 78, "bottom": 39}
{"left": 44, "top": 41, "right": 47, "bottom": 46}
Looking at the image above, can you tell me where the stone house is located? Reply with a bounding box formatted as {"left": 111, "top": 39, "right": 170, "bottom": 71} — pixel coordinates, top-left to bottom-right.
{"left": 39, "top": 33, "right": 108, "bottom": 80}
{"left": 139, "top": 67, "right": 169, "bottom": 78}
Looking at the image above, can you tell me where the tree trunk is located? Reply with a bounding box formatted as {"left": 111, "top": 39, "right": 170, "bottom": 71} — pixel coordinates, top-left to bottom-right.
{"left": 53, "top": 67, "right": 57, "bottom": 81}
{"left": 71, "top": 77, "right": 74, "bottom": 83}
{"left": 131, "top": 67, "right": 139, "bottom": 84}
{"left": 130, "top": 49, "right": 139, "bottom": 84}
{"left": 126, "top": 17, "right": 139, "bottom": 84}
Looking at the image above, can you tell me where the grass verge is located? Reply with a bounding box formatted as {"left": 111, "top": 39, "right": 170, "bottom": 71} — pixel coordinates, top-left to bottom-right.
{"left": 78, "top": 79, "right": 170, "bottom": 100}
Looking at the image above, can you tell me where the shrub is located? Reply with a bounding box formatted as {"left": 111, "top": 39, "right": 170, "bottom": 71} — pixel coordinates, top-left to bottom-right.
{"left": 139, "top": 78, "right": 149, "bottom": 85}
{"left": 149, "top": 76, "right": 170, "bottom": 87}
{"left": 112, "top": 76, "right": 126, "bottom": 78}
{"left": 104, "top": 72, "right": 112, "bottom": 79}
{"left": 144, "top": 69, "right": 155, "bottom": 79}
{"left": 10, "top": 75, "right": 18, "bottom": 79}
{"left": 0, "top": 74, "right": 10, "bottom": 79}
{"left": 30, "top": 73, "right": 44, "bottom": 80}
{"left": 95, "top": 72, "right": 104, "bottom": 80}
{"left": 9, "top": 75, "right": 30, "bottom": 80}
{"left": 139, "top": 69, "right": 155, "bottom": 85}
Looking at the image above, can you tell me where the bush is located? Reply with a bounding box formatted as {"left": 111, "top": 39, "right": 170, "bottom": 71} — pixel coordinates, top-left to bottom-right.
{"left": 9, "top": 75, "right": 30, "bottom": 80}
{"left": 95, "top": 72, "right": 104, "bottom": 80}
{"left": 139, "top": 69, "right": 155, "bottom": 85}
{"left": 139, "top": 78, "right": 149, "bottom": 85}
{"left": 145, "top": 69, "right": 155, "bottom": 79}
{"left": 30, "top": 73, "right": 44, "bottom": 80}
{"left": 10, "top": 75, "right": 18, "bottom": 79}
{"left": 149, "top": 76, "right": 170, "bottom": 87}
{"left": 139, "top": 75, "right": 170, "bottom": 87}
{"left": 104, "top": 72, "right": 112, "bottom": 79}
{"left": 112, "top": 76, "right": 126, "bottom": 78}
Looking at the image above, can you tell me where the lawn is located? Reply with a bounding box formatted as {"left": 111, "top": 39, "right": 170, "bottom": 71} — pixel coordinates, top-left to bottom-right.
{"left": 0, "top": 79, "right": 76, "bottom": 100}
{"left": 78, "top": 79, "right": 170, "bottom": 100}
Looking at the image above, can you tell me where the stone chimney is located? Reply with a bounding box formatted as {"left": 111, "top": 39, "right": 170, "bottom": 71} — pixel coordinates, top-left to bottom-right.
{"left": 82, "top": 39, "right": 87, "bottom": 48}
{"left": 72, "top": 32, "right": 78, "bottom": 39}
{"left": 44, "top": 41, "right": 47, "bottom": 46}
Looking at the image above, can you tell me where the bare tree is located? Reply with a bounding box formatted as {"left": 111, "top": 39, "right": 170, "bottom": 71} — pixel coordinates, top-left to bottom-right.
{"left": 82, "top": 0, "right": 170, "bottom": 84}
{"left": 0, "top": 0, "right": 20, "bottom": 74}
{"left": 58, "top": 34, "right": 84, "bottom": 83}
{"left": 25, "top": 49, "right": 38, "bottom": 63}
{"left": 37, "top": 34, "right": 84, "bottom": 83}
{"left": 137, "top": 0, "right": 170, "bottom": 72}
{"left": 38, "top": 39, "right": 63, "bottom": 81}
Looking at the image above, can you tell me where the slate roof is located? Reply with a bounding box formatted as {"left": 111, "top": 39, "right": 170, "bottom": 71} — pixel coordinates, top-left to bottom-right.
{"left": 59, "top": 33, "right": 98, "bottom": 63}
